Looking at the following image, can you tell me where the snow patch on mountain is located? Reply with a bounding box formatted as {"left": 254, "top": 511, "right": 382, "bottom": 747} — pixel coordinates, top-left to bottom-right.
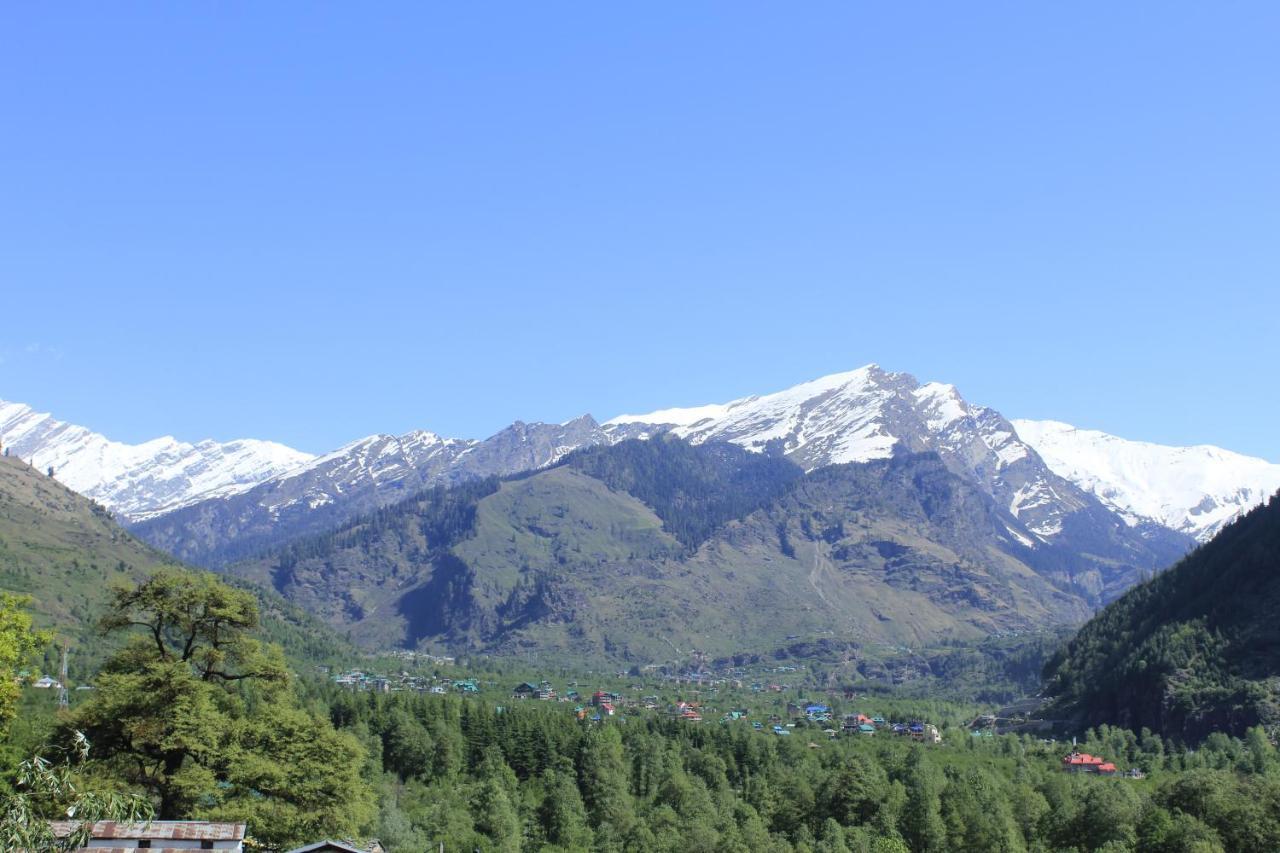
{"left": 913, "top": 382, "right": 968, "bottom": 431}
{"left": 607, "top": 364, "right": 1090, "bottom": 539}
{"left": 1012, "top": 419, "right": 1280, "bottom": 542}
{"left": 0, "top": 399, "right": 314, "bottom": 521}
{"left": 608, "top": 365, "right": 904, "bottom": 466}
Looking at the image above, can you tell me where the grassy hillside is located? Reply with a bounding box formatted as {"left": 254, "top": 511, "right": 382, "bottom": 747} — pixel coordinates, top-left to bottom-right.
{"left": 0, "top": 455, "right": 351, "bottom": 673}
{"left": 234, "top": 440, "right": 1101, "bottom": 664}
{"left": 1043, "top": 492, "right": 1280, "bottom": 741}
{"left": 0, "top": 455, "right": 175, "bottom": 631}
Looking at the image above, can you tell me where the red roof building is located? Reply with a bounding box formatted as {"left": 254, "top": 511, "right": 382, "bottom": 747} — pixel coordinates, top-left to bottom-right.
{"left": 1062, "top": 752, "right": 1112, "bottom": 774}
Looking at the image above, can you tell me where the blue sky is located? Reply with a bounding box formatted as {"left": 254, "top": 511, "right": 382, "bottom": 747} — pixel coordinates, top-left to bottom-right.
{"left": 2, "top": 4, "right": 1277, "bottom": 458}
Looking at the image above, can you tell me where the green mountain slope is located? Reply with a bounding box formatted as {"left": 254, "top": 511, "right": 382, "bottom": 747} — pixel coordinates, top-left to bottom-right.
{"left": 0, "top": 455, "right": 174, "bottom": 631}
{"left": 1043, "top": 492, "right": 1280, "bottom": 741}
{"left": 0, "top": 455, "right": 350, "bottom": 669}
{"left": 234, "top": 440, "right": 1104, "bottom": 663}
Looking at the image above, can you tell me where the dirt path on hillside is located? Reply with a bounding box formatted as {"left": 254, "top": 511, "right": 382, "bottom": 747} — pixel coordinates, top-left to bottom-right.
{"left": 808, "top": 544, "right": 834, "bottom": 610}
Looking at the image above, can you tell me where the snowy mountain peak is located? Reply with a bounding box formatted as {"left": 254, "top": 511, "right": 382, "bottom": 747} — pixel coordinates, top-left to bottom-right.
{"left": 607, "top": 364, "right": 911, "bottom": 467}
{"left": 1012, "top": 419, "right": 1280, "bottom": 542}
{"left": 606, "top": 365, "right": 1091, "bottom": 540}
{"left": 912, "top": 382, "right": 968, "bottom": 431}
{"left": 0, "top": 398, "right": 314, "bottom": 521}
{"left": 15, "top": 364, "right": 1267, "bottom": 570}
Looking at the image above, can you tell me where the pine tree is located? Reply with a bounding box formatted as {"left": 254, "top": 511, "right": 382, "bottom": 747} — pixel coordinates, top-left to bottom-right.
{"left": 901, "top": 747, "right": 947, "bottom": 853}
{"left": 578, "top": 727, "right": 636, "bottom": 843}
{"left": 539, "top": 758, "right": 594, "bottom": 850}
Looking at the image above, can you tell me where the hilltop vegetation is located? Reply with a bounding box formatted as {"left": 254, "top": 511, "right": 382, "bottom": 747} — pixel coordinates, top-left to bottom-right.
{"left": 0, "top": 455, "right": 175, "bottom": 635}
{"left": 0, "top": 455, "right": 351, "bottom": 675}
{"left": 561, "top": 436, "right": 803, "bottom": 550}
{"left": 1044, "top": 493, "right": 1280, "bottom": 742}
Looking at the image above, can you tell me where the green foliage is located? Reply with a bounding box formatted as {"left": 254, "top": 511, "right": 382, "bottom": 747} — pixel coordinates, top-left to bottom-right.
{"left": 308, "top": 683, "right": 1280, "bottom": 853}
{"left": 0, "top": 456, "right": 180, "bottom": 652}
{"left": 64, "top": 571, "right": 374, "bottom": 848}
{"left": 1044, "top": 494, "right": 1280, "bottom": 742}
{"left": 564, "top": 437, "right": 802, "bottom": 550}
{"left": 0, "top": 593, "right": 48, "bottom": 732}
{"left": 539, "top": 758, "right": 594, "bottom": 850}
{"left": 0, "top": 455, "right": 356, "bottom": 676}
{"left": 901, "top": 746, "right": 946, "bottom": 852}
{"left": 0, "top": 732, "right": 153, "bottom": 852}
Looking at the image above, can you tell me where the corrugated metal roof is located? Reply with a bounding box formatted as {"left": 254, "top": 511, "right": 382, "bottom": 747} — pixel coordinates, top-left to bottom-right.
{"left": 51, "top": 820, "right": 246, "bottom": 840}
{"left": 285, "top": 841, "right": 368, "bottom": 853}
{"left": 73, "top": 848, "right": 210, "bottom": 852}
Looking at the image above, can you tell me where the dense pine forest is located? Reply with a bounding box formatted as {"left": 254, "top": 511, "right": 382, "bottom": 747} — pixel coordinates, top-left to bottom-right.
{"left": 1044, "top": 494, "right": 1280, "bottom": 741}
{"left": 2, "top": 570, "right": 1280, "bottom": 852}
{"left": 319, "top": 687, "right": 1280, "bottom": 853}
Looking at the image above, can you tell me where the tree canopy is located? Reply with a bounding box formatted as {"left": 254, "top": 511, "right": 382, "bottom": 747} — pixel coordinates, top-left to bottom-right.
{"left": 0, "top": 593, "right": 48, "bottom": 731}
{"left": 67, "top": 570, "right": 374, "bottom": 847}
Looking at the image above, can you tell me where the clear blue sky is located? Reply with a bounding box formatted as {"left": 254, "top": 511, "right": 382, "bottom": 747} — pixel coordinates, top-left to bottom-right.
{"left": 2, "top": 4, "right": 1277, "bottom": 458}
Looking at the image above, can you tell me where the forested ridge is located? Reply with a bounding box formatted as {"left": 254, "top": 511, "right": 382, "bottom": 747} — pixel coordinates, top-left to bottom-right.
{"left": 1044, "top": 492, "right": 1280, "bottom": 741}
{"left": 0, "top": 455, "right": 354, "bottom": 675}
{"left": 562, "top": 436, "right": 804, "bottom": 549}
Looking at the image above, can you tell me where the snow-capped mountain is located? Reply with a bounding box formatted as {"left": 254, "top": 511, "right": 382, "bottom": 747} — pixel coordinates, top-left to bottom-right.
{"left": 0, "top": 399, "right": 313, "bottom": 521}
{"left": 609, "top": 365, "right": 1087, "bottom": 540}
{"left": 1012, "top": 419, "right": 1280, "bottom": 542}
{"left": 131, "top": 415, "right": 612, "bottom": 566}
{"left": 246, "top": 413, "right": 610, "bottom": 522}
{"left": 125, "top": 365, "right": 1194, "bottom": 596}
{"left": 8, "top": 366, "right": 1223, "bottom": 603}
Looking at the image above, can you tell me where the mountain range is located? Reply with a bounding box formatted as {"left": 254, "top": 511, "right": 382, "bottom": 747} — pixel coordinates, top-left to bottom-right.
{"left": 227, "top": 437, "right": 1126, "bottom": 660}
{"left": 1012, "top": 418, "right": 1280, "bottom": 543}
{"left": 119, "top": 365, "right": 1187, "bottom": 573}
{"left": 0, "top": 399, "right": 312, "bottom": 522}
{"left": 7, "top": 366, "right": 1275, "bottom": 553}
{"left": 4, "top": 364, "right": 1276, "bottom": 662}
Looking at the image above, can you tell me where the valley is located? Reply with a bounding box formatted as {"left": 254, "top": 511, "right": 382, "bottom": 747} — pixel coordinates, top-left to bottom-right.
{"left": 10, "top": 9, "right": 1279, "bottom": 848}
{"left": 10, "top": 364, "right": 1272, "bottom": 671}
{"left": 3, "top": 371, "right": 1278, "bottom": 853}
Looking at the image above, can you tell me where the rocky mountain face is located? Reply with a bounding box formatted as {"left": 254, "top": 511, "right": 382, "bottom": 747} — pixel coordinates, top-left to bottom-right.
{"left": 10, "top": 368, "right": 1275, "bottom": 561}
{"left": 125, "top": 365, "right": 1191, "bottom": 573}
{"left": 228, "top": 438, "right": 1157, "bottom": 662}
{"left": 608, "top": 366, "right": 1192, "bottom": 598}
{"left": 131, "top": 415, "right": 612, "bottom": 566}
{"left": 0, "top": 399, "right": 313, "bottom": 522}
{"left": 1013, "top": 418, "right": 1280, "bottom": 542}
{"left": 610, "top": 366, "right": 1116, "bottom": 540}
